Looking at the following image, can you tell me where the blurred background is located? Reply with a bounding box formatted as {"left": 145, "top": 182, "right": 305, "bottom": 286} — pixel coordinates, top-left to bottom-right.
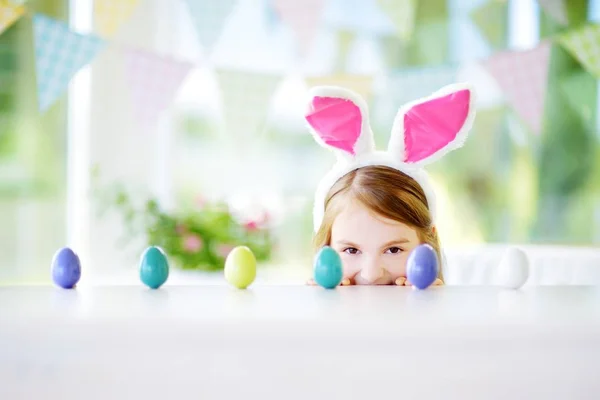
{"left": 0, "top": 0, "right": 599, "bottom": 284}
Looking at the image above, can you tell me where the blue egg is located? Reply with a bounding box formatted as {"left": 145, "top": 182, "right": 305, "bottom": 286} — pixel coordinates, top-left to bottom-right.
{"left": 313, "top": 246, "right": 343, "bottom": 289}
{"left": 139, "top": 246, "right": 169, "bottom": 289}
{"left": 406, "top": 244, "right": 439, "bottom": 290}
{"left": 51, "top": 247, "right": 81, "bottom": 289}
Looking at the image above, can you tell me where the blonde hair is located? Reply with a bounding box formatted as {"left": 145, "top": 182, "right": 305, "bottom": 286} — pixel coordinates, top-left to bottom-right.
{"left": 313, "top": 165, "right": 443, "bottom": 281}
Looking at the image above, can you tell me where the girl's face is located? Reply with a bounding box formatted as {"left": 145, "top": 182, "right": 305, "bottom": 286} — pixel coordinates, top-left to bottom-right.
{"left": 330, "top": 200, "right": 421, "bottom": 285}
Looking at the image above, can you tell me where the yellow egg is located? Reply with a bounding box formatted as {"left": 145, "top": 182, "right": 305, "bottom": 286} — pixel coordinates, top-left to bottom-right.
{"left": 224, "top": 246, "right": 257, "bottom": 289}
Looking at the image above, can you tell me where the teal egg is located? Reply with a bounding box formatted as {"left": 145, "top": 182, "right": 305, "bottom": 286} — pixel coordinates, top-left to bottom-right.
{"left": 313, "top": 246, "right": 343, "bottom": 289}
{"left": 139, "top": 246, "right": 169, "bottom": 289}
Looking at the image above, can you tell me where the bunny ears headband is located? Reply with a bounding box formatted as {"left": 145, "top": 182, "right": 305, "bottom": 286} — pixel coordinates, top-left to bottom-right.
{"left": 304, "top": 82, "right": 477, "bottom": 232}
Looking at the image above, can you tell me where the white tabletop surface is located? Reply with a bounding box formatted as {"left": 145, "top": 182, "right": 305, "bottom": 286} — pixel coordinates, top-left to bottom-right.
{"left": 2, "top": 284, "right": 600, "bottom": 399}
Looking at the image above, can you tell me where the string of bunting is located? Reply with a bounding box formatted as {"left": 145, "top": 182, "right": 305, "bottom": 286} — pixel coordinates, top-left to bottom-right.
{"left": 0, "top": 0, "right": 599, "bottom": 137}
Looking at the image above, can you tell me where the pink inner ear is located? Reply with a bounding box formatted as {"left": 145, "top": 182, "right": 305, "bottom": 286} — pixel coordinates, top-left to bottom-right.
{"left": 403, "top": 89, "right": 470, "bottom": 163}
{"left": 305, "top": 96, "right": 362, "bottom": 155}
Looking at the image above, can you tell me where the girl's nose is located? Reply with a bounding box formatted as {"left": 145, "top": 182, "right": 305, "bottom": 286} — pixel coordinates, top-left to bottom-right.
{"left": 359, "top": 261, "right": 383, "bottom": 283}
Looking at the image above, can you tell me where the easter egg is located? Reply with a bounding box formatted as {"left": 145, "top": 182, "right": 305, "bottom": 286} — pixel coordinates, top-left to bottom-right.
{"left": 224, "top": 246, "right": 257, "bottom": 289}
{"left": 139, "top": 246, "right": 169, "bottom": 289}
{"left": 51, "top": 247, "right": 81, "bottom": 289}
{"left": 313, "top": 246, "right": 343, "bottom": 289}
{"left": 496, "top": 247, "right": 529, "bottom": 289}
{"left": 406, "top": 244, "right": 439, "bottom": 290}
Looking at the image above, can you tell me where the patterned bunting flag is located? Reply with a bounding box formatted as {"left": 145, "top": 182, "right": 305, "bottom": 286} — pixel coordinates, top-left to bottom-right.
{"left": 216, "top": 69, "right": 282, "bottom": 139}
{"left": 304, "top": 74, "right": 374, "bottom": 101}
{"left": 559, "top": 70, "right": 597, "bottom": 127}
{"left": 0, "top": 0, "right": 25, "bottom": 35}
{"left": 558, "top": 24, "right": 600, "bottom": 79}
{"left": 376, "top": 0, "right": 416, "bottom": 42}
{"left": 122, "top": 46, "right": 193, "bottom": 128}
{"left": 469, "top": 0, "right": 508, "bottom": 49}
{"left": 271, "top": 0, "right": 325, "bottom": 57}
{"left": 537, "top": 0, "right": 568, "bottom": 26}
{"left": 181, "top": 0, "right": 237, "bottom": 55}
{"left": 94, "top": 0, "right": 140, "bottom": 37}
{"left": 481, "top": 40, "right": 552, "bottom": 135}
{"left": 33, "top": 14, "right": 106, "bottom": 112}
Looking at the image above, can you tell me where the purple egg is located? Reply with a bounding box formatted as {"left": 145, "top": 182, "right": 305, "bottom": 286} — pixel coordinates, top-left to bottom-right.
{"left": 51, "top": 247, "right": 81, "bottom": 289}
{"left": 406, "top": 244, "right": 439, "bottom": 290}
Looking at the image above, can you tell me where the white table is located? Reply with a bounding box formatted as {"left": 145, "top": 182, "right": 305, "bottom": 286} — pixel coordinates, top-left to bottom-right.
{"left": 1, "top": 285, "right": 600, "bottom": 399}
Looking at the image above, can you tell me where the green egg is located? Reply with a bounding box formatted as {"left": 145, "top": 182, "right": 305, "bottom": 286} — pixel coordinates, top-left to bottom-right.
{"left": 224, "top": 246, "right": 257, "bottom": 289}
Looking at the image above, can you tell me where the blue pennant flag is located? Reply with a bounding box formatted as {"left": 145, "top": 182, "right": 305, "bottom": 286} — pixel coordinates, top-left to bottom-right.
{"left": 181, "top": 0, "right": 237, "bottom": 54}
{"left": 33, "top": 14, "right": 106, "bottom": 112}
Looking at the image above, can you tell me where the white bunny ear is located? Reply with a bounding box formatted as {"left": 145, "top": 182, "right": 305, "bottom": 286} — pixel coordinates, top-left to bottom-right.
{"left": 304, "top": 85, "right": 375, "bottom": 162}
{"left": 387, "top": 82, "right": 476, "bottom": 166}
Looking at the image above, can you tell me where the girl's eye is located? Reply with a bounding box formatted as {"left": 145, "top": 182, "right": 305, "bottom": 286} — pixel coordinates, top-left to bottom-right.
{"left": 386, "top": 247, "right": 403, "bottom": 254}
{"left": 343, "top": 247, "right": 360, "bottom": 255}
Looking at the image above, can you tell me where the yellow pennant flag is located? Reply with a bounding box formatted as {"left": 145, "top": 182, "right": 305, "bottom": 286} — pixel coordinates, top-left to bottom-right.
{"left": 376, "top": 0, "right": 416, "bottom": 42}
{"left": 558, "top": 24, "right": 600, "bottom": 79}
{"left": 0, "top": 0, "right": 25, "bottom": 35}
{"left": 304, "top": 74, "right": 374, "bottom": 101}
{"left": 94, "top": 0, "right": 140, "bottom": 37}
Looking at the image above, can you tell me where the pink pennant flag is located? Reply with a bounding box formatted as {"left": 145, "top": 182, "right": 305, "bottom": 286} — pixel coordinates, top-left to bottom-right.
{"left": 537, "top": 0, "right": 568, "bottom": 26}
{"left": 482, "top": 40, "right": 552, "bottom": 135}
{"left": 272, "top": 0, "right": 325, "bottom": 57}
{"left": 121, "top": 46, "right": 193, "bottom": 128}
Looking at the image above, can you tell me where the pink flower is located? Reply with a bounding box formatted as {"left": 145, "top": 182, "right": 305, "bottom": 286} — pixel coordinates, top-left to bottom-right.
{"left": 242, "top": 210, "right": 271, "bottom": 232}
{"left": 182, "top": 234, "right": 203, "bottom": 253}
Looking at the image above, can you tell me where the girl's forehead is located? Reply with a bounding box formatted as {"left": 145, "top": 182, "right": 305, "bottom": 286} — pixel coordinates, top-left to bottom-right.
{"left": 331, "top": 201, "right": 419, "bottom": 242}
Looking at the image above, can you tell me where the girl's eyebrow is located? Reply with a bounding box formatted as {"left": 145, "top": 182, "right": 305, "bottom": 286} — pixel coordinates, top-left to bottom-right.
{"left": 335, "top": 240, "right": 360, "bottom": 247}
{"left": 382, "top": 239, "right": 409, "bottom": 248}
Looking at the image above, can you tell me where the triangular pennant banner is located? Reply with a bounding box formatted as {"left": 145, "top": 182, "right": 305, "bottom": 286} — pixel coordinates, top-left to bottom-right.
{"left": 122, "top": 46, "right": 193, "bottom": 128}
{"left": 94, "top": 0, "right": 140, "bottom": 37}
{"left": 182, "top": 0, "right": 237, "bottom": 55}
{"left": 33, "top": 14, "right": 106, "bottom": 112}
{"left": 558, "top": 24, "right": 600, "bottom": 79}
{"left": 376, "top": 0, "right": 416, "bottom": 42}
{"left": 271, "top": 0, "right": 326, "bottom": 57}
{"left": 470, "top": 0, "right": 508, "bottom": 49}
{"left": 304, "top": 74, "right": 374, "bottom": 101}
{"left": 559, "top": 70, "right": 597, "bottom": 127}
{"left": 216, "top": 69, "right": 281, "bottom": 138}
{"left": 537, "top": 0, "right": 568, "bottom": 26}
{"left": 482, "top": 40, "right": 552, "bottom": 135}
{"left": 0, "top": 0, "right": 25, "bottom": 35}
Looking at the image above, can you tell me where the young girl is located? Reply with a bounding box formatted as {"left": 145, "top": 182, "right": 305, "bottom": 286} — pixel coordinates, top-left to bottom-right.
{"left": 304, "top": 83, "right": 476, "bottom": 286}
